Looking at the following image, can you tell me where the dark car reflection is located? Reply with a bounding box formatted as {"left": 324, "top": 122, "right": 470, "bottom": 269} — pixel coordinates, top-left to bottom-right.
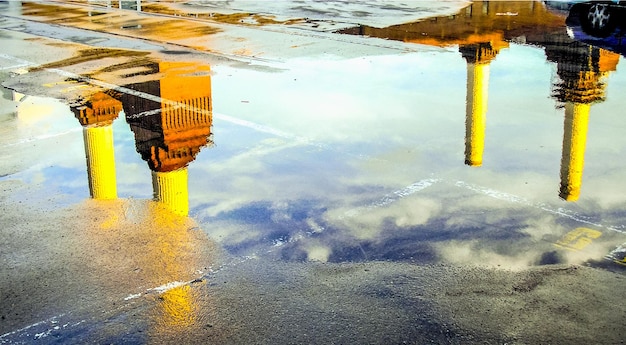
{"left": 340, "top": 0, "right": 621, "bottom": 201}
{"left": 70, "top": 61, "right": 213, "bottom": 216}
{"left": 563, "top": 1, "right": 625, "bottom": 56}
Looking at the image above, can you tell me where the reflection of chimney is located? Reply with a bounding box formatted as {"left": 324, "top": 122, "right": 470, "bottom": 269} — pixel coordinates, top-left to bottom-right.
{"left": 143, "top": 203, "right": 207, "bottom": 338}
{"left": 464, "top": 62, "right": 489, "bottom": 167}
{"left": 119, "top": 61, "right": 212, "bottom": 216}
{"left": 547, "top": 44, "right": 619, "bottom": 201}
{"left": 159, "top": 285, "right": 195, "bottom": 327}
{"left": 559, "top": 102, "right": 590, "bottom": 201}
{"left": 461, "top": 43, "right": 495, "bottom": 167}
{"left": 152, "top": 168, "right": 189, "bottom": 217}
{"left": 83, "top": 126, "right": 118, "bottom": 199}
{"left": 71, "top": 92, "right": 123, "bottom": 200}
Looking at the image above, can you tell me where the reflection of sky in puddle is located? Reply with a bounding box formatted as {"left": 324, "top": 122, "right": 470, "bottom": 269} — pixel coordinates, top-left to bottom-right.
{"left": 3, "top": 28, "right": 626, "bottom": 269}
{"left": 199, "top": 46, "right": 626, "bottom": 267}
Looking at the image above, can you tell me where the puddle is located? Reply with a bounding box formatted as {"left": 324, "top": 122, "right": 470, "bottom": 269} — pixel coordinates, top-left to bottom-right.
{"left": 2, "top": 0, "right": 626, "bottom": 272}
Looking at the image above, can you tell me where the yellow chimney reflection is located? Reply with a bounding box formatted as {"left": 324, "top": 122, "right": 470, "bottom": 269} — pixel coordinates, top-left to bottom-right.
{"left": 549, "top": 44, "right": 620, "bottom": 201}
{"left": 559, "top": 102, "right": 590, "bottom": 201}
{"left": 152, "top": 168, "right": 188, "bottom": 217}
{"left": 119, "top": 61, "right": 213, "bottom": 216}
{"left": 71, "top": 92, "right": 123, "bottom": 200}
{"left": 159, "top": 284, "right": 195, "bottom": 327}
{"left": 142, "top": 202, "right": 213, "bottom": 339}
{"left": 76, "top": 198, "right": 214, "bottom": 339}
{"left": 464, "top": 62, "right": 488, "bottom": 166}
{"left": 461, "top": 43, "right": 499, "bottom": 167}
{"left": 83, "top": 125, "right": 117, "bottom": 199}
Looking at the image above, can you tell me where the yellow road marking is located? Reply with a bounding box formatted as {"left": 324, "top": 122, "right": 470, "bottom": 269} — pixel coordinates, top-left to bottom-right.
{"left": 554, "top": 227, "right": 602, "bottom": 251}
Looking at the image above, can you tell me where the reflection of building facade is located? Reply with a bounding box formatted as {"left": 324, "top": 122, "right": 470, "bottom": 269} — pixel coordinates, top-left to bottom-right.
{"left": 117, "top": 62, "right": 213, "bottom": 216}
{"left": 71, "top": 92, "right": 123, "bottom": 200}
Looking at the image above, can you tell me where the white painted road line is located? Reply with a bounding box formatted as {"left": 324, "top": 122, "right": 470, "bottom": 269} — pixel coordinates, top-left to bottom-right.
{"left": 3, "top": 127, "right": 83, "bottom": 147}
{"left": 454, "top": 180, "right": 626, "bottom": 234}
{"left": 0, "top": 53, "right": 34, "bottom": 66}
{"left": 0, "top": 63, "right": 31, "bottom": 71}
{"left": 342, "top": 178, "right": 442, "bottom": 218}
{"left": 0, "top": 314, "right": 66, "bottom": 340}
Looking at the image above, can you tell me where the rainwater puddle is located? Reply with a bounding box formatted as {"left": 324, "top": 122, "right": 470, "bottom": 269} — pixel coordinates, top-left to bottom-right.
{"left": 2, "top": 0, "right": 626, "bottom": 273}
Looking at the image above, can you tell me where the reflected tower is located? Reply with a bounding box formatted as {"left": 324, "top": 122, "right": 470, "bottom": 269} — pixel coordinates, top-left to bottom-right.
{"left": 460, "top": 43, "right": 502, "bottom": 167}
{"left": 546, "top": 44, "right": 619, "bottom": 201}
{"left": 71, "top": 92, "right": 123, "bottom": 200}
{"left": 118, "top": 61, "right": 213, "bottom": 216}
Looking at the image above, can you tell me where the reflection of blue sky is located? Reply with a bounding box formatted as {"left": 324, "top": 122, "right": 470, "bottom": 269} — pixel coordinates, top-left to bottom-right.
{"left": 212, "top": 50, "right": 467, "bottom": 148}
{"left": 191, "top": 43, "right": 626, "bottom": 267}
{"left": 0, "top": 96, "right": 86, "bottom": 206}
{"left": 112, "top": 115, "right": 153, "bottom": 199}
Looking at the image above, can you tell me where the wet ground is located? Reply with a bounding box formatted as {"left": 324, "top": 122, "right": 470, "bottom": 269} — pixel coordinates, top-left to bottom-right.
{"left": 1, "top": 0, "right": 626, "bottom": 344}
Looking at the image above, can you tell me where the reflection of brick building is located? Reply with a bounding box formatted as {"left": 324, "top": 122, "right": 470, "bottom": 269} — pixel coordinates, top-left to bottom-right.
{"left": 118, "top": 62, "right": 213, "bottom": 216}
{"left": 71, "top": 92, "right": 123, "bottom": 200}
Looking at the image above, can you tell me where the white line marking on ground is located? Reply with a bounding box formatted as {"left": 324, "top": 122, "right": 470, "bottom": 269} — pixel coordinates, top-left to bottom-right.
{"left": 123, "top": 293, "right": 142, "bottom": 301}
{"left": 454, "top": 180, "right": 626, "bottom": 234}
{"left": 0, "top": 314, "right": 66, "bottom": 340}
{"left": 0, "top": 51, "right": 313, "bottom": 143}
{"left": 3, "top": 127, "right": 82, "bottom": 147}
{"left": 2, "top": 278, "right": 202, "bottom": 341}
{"left": 123, "top": 278, "right": 200, "bottom": 301}
{"left": 341, "top": 178, "right": 442, "bottom": 219}
{"left": 124, "top": 107, "right": 164, "bottom": 120}
{"left": 0, "top": 53, "right": 34, "bottom": 66}
{"left": 0, "top": 63, "right": 30, "bottom": 70}
{"left": 1, "top": 54, "right": 371, "bottom": 160}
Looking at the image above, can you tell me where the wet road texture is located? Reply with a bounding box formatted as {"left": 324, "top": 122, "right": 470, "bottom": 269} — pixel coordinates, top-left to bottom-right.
{"left": 1, "top": 1, "right": 626, "bottom": 344}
